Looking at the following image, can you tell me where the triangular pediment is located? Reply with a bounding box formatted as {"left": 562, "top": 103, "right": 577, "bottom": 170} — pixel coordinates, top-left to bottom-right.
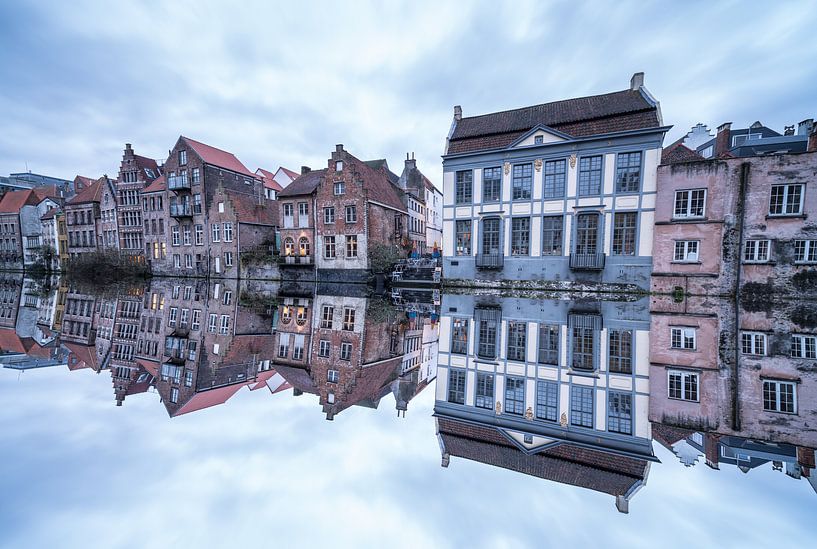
{"left": 509, "top": 125, "right": 572, "bottom": 148}
{"left": 500, "top": 428, "right": 563, "bottom": 454}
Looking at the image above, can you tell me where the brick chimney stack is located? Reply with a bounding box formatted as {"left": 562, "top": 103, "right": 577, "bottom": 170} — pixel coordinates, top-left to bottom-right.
{"left": 784, "top": 125, "right": 795, "bottom": 136}
{"left": 630, "top": 72, "right": 644, "bottom": 91}
{"left": 405, "top": 152, "right": 417, "bottom": 171}
{"left": 704, "top": 433, "right": 721, "bottom": 469}
{"left": 714, "top": 122, "right": 732, "bottom": 157}
{"left": 454, "top": 105, "right": 462, "bottom": 121}
{"left": 797, "top": 118, "right": 813, "bottom": 136}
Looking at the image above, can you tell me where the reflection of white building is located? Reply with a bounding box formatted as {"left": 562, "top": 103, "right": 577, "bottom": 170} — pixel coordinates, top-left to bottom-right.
{"left": 435, "top": 294, "right": 655, "bottom": 512}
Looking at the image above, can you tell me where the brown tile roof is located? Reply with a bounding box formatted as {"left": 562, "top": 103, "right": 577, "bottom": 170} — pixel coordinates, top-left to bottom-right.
{"left": 133, "top": 154, "right": 161, "bottom": 181}
{"left": 224, "top": 190, "right": 278, "bottom": 226}
{"left": 353, "top": 156, "right": 406, "bottom": 212}
{"left": 32, "top": 185, "right": 62, "bottom": 201}
{"left": 448, "top": 89, "right": 660, "bottom": 155}
{"left": 182, "top": 136, "right": 255, "bottom": 177}
{"left": 73, "top": 175, "right": 96, "bottom": 191}
{"left": 281, "top": 167, "right": 299, "bottom": 179}
{"left": 651, "top": 423, "right": 695, "bottom": 449}
{"left": 142, "top": 174, "right": 166, "bottom": 193}
{"left": 661, "top": 140, "right": 704, "bottom": 164}
{"left": 67, "top": 177, "right": 106, "bottom": 205}
{"left": 40, "top": 207, "right": 59, "bottom": 221}
{"left": 255, "top": 168, "right": 284, "bottom": 192}
{"left": 437, "top": 417, "right": 649, "bottom": 496}
{"left": 0, "top": 189, "right": 39, "bottom": 213}
{"left": 174, "top": 383, "right": 247, "bottom": 416}
{"left": 63, "top": 341, "right": 98, "bottom": 371}
{"left": 277, "top": 169, "right": 326, "bottom": 197}
{"left": 0, "top": 328, "right": 30, "bottom": 353}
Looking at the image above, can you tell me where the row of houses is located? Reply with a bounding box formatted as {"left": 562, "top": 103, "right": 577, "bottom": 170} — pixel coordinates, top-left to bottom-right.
{"left": 0, "top": 139, "right": 443, "bottom": 281}
{"left": 440, "top": 72, "right": 817, "bottom": 296}
{"left": 0, "top": 274, "right": 439, "bottom": 419}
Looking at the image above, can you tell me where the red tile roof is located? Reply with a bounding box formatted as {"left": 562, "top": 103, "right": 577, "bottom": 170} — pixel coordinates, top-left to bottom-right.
{"left": 142, "top": 174, "right": 166, "bottom": 193}
{"left": 67, "top": 177, "right": 105, "bottom": 205}
{"left": 133, "top": 154, "right": 161, "bottom": 181}
{"left": 224, "top": 190, "right": 278, "bottom": 226}
{"left": 277, "top": 169, "right": 326, "bottom": 198}
{"left": 63, "top": 342, "right": 98, "bottom": 370}
{"left": 135, "top": 358, "right": 160, "bottom": 377}
{"left": 0, "top": 189, "right": 39, "bottom": 213}
{"left": 354, "top": 155, "right": 407, "bottom": 212}
{"left": 0, "top": 328, "right": 29, "bottom": 353}
{"left": 174, "top": 382, "right": 247, "bottom": 416}
{"left": 182, "top": 136, "right": 256, "bottom": 177}
{"left": 661, "top": 140, "right": 705, "bottom": 164}
{"left": 280, "top": 167, "right": 299, "bottom": 180}
{"left": 256, "top": 168, "right": 284, "bottom": 192}
{"left": 40, "top": 207, "right": 59, "bottom": 221}
{"left": 32, "top": 185, "right": 62, "bottom": 201}
{"left": 73, "top": 175, "right": 96, "bottom": 191}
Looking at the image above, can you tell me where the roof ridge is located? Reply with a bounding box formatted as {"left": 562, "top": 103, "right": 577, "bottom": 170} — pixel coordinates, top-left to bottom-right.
{"left": 459, "top": 88, "right": 635, "bottom": 122}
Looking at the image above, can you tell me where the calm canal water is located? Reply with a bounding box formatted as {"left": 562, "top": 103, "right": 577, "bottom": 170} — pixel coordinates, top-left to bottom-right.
{"left": 0, "top": 275, "right": 814, "bottom": 548}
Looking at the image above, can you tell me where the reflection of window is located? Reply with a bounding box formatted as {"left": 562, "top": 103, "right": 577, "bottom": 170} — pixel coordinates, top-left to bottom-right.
{"left": 791, "top": 334, "right": 817, "bottom": 358}
{"left": 340, "top": 342, "right": 352, "bottom": 361}
{"left": 668, "top": 370, "right": 698, "bottom": 401}
{"left": 507, "top": 321, "right": 527, "bottom": 362}
{"left": 763, "top": 380, "right": 796, "bottom": 413}
{"left": 345, "top": 235, "right": 357, "bottom": 258}
{"left": 170, "top": 387, "right": 179, "bottom": 403}
{"left": 671, "top": 327, "right": 696, "bottom": 350}
{"left": 538, "top": 324, "right": 559, "bottom": 365}
{"left": 674, "top": 189, "right": 706, "bottom": 218}
{"left": 328, "top": 369, "right": 339, "bottom": 383}
{"left": 296, "top": 307, "right": 308, "bottom": 326}
{"left": 536, "top": 381, "right": 558, "bottom": 421}
{"left": 280, "top": 306, "right": 292, "bottom": 325}
{"left": 608, "top": 392, "right": 632, "bottom": 434}
{"left": 570, "top": 386, "right": 593, "bottom": 427}
{"left": 475, "top": 373, "right": 494, "bottom": 409}
{"left": 571, "top": 326, "right": 595, "bottom": 370}
{"left": 447, "top": 369, "right": 466, "bottom": 404}
{"left": 451, "top": 318, "right": 468, "bottom": 354}
{"left": 342, "top": 307, "right": 355, "bottom": 331}
{"left": 743, "top": 239, "right": 770, "bottom": 262}
{"left": 740, "top": 332, "right": 766, "bottom": 356}
{"left": 504, "top": 377, "right": 525, "bottom": 415}
{"left": 321, "top": 305, "right": 334, "bottom": 329}
{"left": 608, "top": 329, "right": 633, "bottom": 373}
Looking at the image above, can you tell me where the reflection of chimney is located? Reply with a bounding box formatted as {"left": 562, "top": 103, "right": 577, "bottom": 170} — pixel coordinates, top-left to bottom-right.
{"left": 797, "top": 446, "right": 816, "bottom": 472}
{"left": 615, "top": 495, "right": 630, "bottom": 514}
{"left": 715, "top": 122, "right": 732, "bottom": 157}
{"left": 453, "top": 105, "right": 462, "bottom": 121}
{"left": 784, "top": 125, "right": 795, "bottom": 136}
{"left": 704, "top": 433, "right": 721, "bottom": 469}
{"left": 797, "top": 118, "right": 813, "bottom": 136}
{"left": 300, "top": 166, "right": 311, "bottom": 175}
{"left": 630, "top": 72, "right": 644, "bottom": 91}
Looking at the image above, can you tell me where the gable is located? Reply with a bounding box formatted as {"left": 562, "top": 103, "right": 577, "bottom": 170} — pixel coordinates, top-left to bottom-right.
{"left": 502, "top": 429, "right": 561, "bottom": 453}
{"left": 510, "top": 125, "right": 570, "bottom": 148}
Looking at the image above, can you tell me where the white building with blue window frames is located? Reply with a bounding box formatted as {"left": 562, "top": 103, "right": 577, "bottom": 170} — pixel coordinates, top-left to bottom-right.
{"left": 441, "top": 73, "right": 669, "bottom": 291}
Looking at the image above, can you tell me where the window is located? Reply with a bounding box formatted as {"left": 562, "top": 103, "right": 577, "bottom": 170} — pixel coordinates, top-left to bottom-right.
{"left": 185, "top": 254, "right": 193, "bottom": 269}
{"left": 481, "top": 217, "right": 501, "bottom": 255}
{"left": 507, "top": 321, "right": 527, "bottom": 362}
{"left": 223, "top": 291, "right": 232, "bottom": 306}
{"left": 671, "top": 327, "right": 696, "bottom": 350}
{"left": 541, "top": 216, "right": 563, "bottom": 255}
{"left": 173, "top": 254, "right": 181, "bottom": 268}
{"left": 184, "top": 370, "right": 193, "bottom": 387}
{"left": 574, "top": 213, "right": 599, "bottom": 255}
{"left": 211, "top": 223, "right": 220, "bottom": 242}
{"left": 543, "top": 159, "right": 566, "bottom": 199}
{"left": 743, "top": 239, "right": 770, "bottom": 262}
{"left": 512, "top": 163, "right": 532, "bottom": 200}
{"left": 477, "top": 313, "right": 498, "bottom": 359}
{"left": 535, "top": 381, "right": 558, "bottom": 421}
{"left": 615, "top": 152, "right": 642, "bottom": 193}
{"left": 340, "top": 342, "right": 352, "bottom": 360}
{"left": 608, "top": 392, "right": 633, "bottom": 434}
{"left": 207, "top": 313, "right": 217, "bottom": 333}
{"left": 192, "top": 168, "right": 200, "bottom": 184}
{"left": 482, "top": 167, "right": 502, "bottom": 202}
{"left": 741, "top": 332, "right": 767, "bottom": 356}
{"left": 191, "top": 309, "right": 201, "bottom": 331}
{"left": 224, "top": 252, "right": 233, "bottom": 267}
{"left": 324, "top": 207, "right": 335, "bottom": 224}
{"left": 451, "top": 318, "right": 468, "bottom": 354}
{"left": 674, "top": 240, "right": 699, "bottom": 262}
{"left": 328, "top": 369, "right": 339, "bottom": 383}
{"left": 168, "top": 307, "right": 178, "bottom": 327}
{"left": 194, "top": 224, "right": 204, "bottom": 246}
{"left": 609, "top": 329, "right": 633, "bottom": 373}
{"left": 283, "top": 203, "right": 294, "bottom": 218}
{"left": 448, "top": 369, "right": 466, "bottom": 404}
{"left": 455, "top": 170, "right": 472, "bottom": 204}
{"left": 299, "top": 237, "right": 310, "bottom": 258}
{"left": 537, "top": 324, "right": 559, "bottom": 365}
{"left": 188, "top": 341, "right": 197, "bottom": 361}
{"left": 324, "top": 236, "right": 336, "bottom": 259}
{"left": 182, "top": 225, "right": 191, "bottom": 245}
{"left": 170, "top": 387, "right": 179, "bottom": 403}
{"left": 571, "top": 326, "right": 595, "bottom": 370}
{"left": 321, "top": 305, "right": 334, "bottom": 329}
{"left": 298, "top": 202, "right": 309, "bottom": 217}
{"left": 769, "top": 184, "right": 804, "bottom": 215}
{"left": 475, "top": 373, "right": 494, "bottom": 409}
{"left": 318, "top": 340, "right": 331, "bottom": 357}
{"left": 570, "top": 386, "right": 594, "bottom": 427}
{"left": 611, "top": 212, "right": 637, "bottom": 256}
{"left": 171, "top": 226, "right": 180, "bottom": 246}
{"left": 668, "top": 370, "right": 699, "bottom": 401}
{"left": 278, "top": 334, "right": 290, "bottom": 357}
{"left": 345, "top": 205, "right": 357, "bottom": 223}
{"left": 334, "top": 181, "right": 345, "bottom": 195}
{"left": 510, "top": 217, "right": 530, "bottom": 256}
{"left": 223, "top": 223, "right": 233, "bottom": 242}
{"left": 763, "top": 380, "right": 796, "bottom": 413}
{"left": 193, "top": 194, "right": 202, "bottom": 214}
{"left": 219, "top": 315, "right": 230, "bottom": 335}
{"left": 342, "top": 307, "right": 355, "bottom": 331}
{"left": 791, "top": 334, "right": 817, "bottom": 358}
{"left": 674, "top": 189, "right": 706, "bottom": 218}
{"left": 455, "top": 220, "right": 471, "bottom": 255}
{"left": 345, "top": 235, "right": 357, "bottom": 257}
{"left": 504, "top": 377, "right": 525, "bottom": 415}
{"left": 794, "top": 240, "right": 817, "bottom": 263}
{"left": 178, "top": 149, "right": 187, "bottom": 165}
{"left": 578, "top": 156, "right": 603, "bottom": 196}
{"left": 335, "top": 160, "right": 343, "bottom": 171}
{"left": 534, "top": 135, "right": 544, "bottom": 144}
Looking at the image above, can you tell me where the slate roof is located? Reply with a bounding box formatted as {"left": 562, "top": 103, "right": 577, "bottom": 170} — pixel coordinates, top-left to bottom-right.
{"left": 437, "top": 417, "right": 649, "bottom": 497}
{"left": 181, "top": 136, "right": 256, "bottom": 177}
{"left": 354, "top": 157, "right": 406, "bottom": 212}
{"left": 224, "top": 190, "right": 278, "bottom": 226}
{"left": 448, "top": 89, "right": 660, "bottom": 155}
{"left": 66, "top": 177, "right": 105, "bottom": 205}
{"left": 661, "top": 140, "right": 704, "bottom": 164}
{"left": 364, "top": 159, "right": 400, "bottom": 186}
{"left": 142, "top": 174, "right": 166, "bottom": 193}
{"left": 256, "top": 168, "right": 284, "bottom": 192}
{"left": 0, "top": 189, "right": 40, "bottom": 213}
{"left": 277, "top": 169, "right": 326, "bottom": 197}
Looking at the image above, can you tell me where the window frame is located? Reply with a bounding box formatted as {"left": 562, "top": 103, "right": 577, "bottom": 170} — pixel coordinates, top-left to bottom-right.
{"left": 673, "top": 189, "right": 707, "bottom": 219}
{"left": 447, "top": 369, "right": 466, "bottom": 405}
{"left": 615, "top": 151, "right": 642, "bottom": 194}
{"left": 769, "top": 183, "right": 804, "bottom": 216}
{"left": 673, "top": 240, "right": 700, "bottom": 262}
{"left": 482, "top": 167, "right": 502, "bottom": 203}
{"left": 511, "top": 163, "right": 532, "bottom": 201}
{"left": 743, "top": 239, "right": 771, "bottom": 263}
{"left": 455, "top": 170, "right": 473, "bottom": 204}
{"left": 577, "top": 155, "right": 603, "bottom": 196}
{"left": 668, "top": 370, "right": 699, "bottom": 402}
{"left": 763, "top": 379, "right": 797, "bottom": 414}
{"left": 670, "top": 327, "right": 697, "bottom": 350}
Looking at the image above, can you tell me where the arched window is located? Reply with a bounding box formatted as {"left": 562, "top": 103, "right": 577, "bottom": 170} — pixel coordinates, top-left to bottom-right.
{"left": 284, "top": 237, "right": 295, "bottom": 256}
{"left": 296, "top": 307, "right": 308, "bottom": 326}
{"left": 299, "top": 237, "right": 310, "bottom": 257}
{"left": 281, "top": 305, "right": 292, "bottom": 325}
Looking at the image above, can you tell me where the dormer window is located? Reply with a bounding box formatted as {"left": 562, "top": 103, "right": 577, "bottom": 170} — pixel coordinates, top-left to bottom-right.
{"left": 335, "top": 160, "right": 343, "bottom": 171}
{"left": 179, "top": 150, "right": 187, "bottom": 165}
{"left": 534, "top": 135, "right": 544, "bottom": 144}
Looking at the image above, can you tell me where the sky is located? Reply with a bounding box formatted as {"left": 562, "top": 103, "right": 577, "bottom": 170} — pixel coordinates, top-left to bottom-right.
{"left": 1, "top": 0, "right": 816, "bottom": 185}
{"left": 1, "top": 364, "right": 815, "bottom": 549}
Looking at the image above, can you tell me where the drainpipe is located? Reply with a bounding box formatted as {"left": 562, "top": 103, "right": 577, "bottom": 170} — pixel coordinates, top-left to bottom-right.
{"left": 732, "top": 162, "right": 750, "bottom": 432}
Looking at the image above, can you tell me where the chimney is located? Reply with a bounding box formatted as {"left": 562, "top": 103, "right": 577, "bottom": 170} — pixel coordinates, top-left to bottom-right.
{"left": 454, "top": 105, "right": 462, "bottom": 121}
{"left": 125, "top": 143, "right": 132, "bottom": 151}
{"left": 784, "top": 125, "right": 795, "bottom": 136}
{"left": 630, "top": 72, "right": 644, "bottom": 91}
{"left": 704, "top": 433, "right": 720, "bottom": 469}
{"left": 335, "top": 144, "right": 344, "bottom": 153}
{"left": 714, "top": 122, "right": 732, "bottom": 157}
{"left": 404, "top": 152, "right": 416, "bottom": 171}
{"left": 798, "top": 118, "right": 814, "bottom": 136}
{"left": 809, "top": 125, "right": 817, "bottom": 152}
{"left": 300, "top": 166, "right": 311, "bottom": 175}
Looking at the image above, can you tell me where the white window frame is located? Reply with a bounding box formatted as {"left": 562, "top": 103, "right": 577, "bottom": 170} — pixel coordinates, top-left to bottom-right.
{"left": 794, "top": 240, "right": 817, "bottom": 264}
{"left": 670, "top": 327, "right": 696, "bottom": 350}
{"left": 318, "top": 340, "right": 331, "bottom": 357}
{"left": 668, "top": 370, "right": 699, "bottom": 402}
{"left": 223, "top": 222, "right": 233, "bottom": 242}
{"left": 743, "top": 239, "right": 771, "bottom": 263}
{"left": 220, "top": 315, "right": 230, "bottom": 335}
{"left": 791, "top": 334, "right": 817, "bottom": 358}
{"left": 740, "top": 331, "right": 767, "bottom": 356}
{"left": 673, "top": 240, "right": 699, "bottom": 262}
{"left": 769, "top": 184, "right": 804, "bottom": 216}
{"left": 673, "top": 189, "right": 707, "bottom": 219}
{"left": 763, "top": 380, "right": 797, "bottom": 414}
{"left": 211, "top": 223, "right": 221, "bottom": 243}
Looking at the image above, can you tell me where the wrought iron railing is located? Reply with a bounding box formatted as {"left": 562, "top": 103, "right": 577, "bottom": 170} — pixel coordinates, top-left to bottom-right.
{"left": 475, "top": 253, "right": 504, "bottom": 269}
{"left": 569, "top": 252, "right": 606, "bottom": 270}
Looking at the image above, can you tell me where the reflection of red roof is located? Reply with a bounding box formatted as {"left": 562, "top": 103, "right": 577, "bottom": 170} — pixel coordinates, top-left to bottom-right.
{"left": 63, "top": 342, "right": 98, "bottom": 370}
{"left": 0, "top": 189, "right": 39, "bottom": 213}
{"left": 182, "top": 136, "right": 255, "bottom": 177}
{"left": 0, "top": 328, "right": 28, "bottom": 353}
{"left": 135, "top": 358, "right": 160, "bottom": 377}
{"left": 174, "top": 383, "right": 246, "bottom": 416}
{"left": 41, "top": 207, "right": 59, "bottom": 221}
{"left": 142, "top": 174, "right": 166, "bottom": 193}
{"left": 256, "top": 168, "right": 284, "bottom": 192}
{"left": 250, "top": 369, "right": 276, "bottom": 390}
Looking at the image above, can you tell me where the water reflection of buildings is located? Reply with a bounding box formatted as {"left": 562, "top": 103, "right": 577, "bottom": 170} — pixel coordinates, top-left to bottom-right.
{"left": 650, "top": 294, "right": 817, "bottom": 495}
{"left": 436, "top": 293, "right": 656, "bottom": 513}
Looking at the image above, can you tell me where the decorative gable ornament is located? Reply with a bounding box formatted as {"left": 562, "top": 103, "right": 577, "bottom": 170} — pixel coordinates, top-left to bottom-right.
{"left": 503, "top": 162, "right": 510, "bottom": 175}
{"left": 560, "top": 412, "right": 568, "bottom": 427}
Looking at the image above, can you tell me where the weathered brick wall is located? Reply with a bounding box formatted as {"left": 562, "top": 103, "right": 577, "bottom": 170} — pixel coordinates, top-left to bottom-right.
{"left": 315, "top": 156, "right": 368, "bottom": 270}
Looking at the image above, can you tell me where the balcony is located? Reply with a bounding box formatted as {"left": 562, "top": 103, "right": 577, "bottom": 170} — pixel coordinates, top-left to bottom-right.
{"left": 281, "top": 255, "right": 313, "bottom": 266}
{"left": 475, "top": 253, "right": 503, "bottom": 270}
{"left": 569, "top": 252, "right": 606, "bottom": 270}
{"left": 167, "top": 175, "right": 190, "bottom": 191}
{"left": 169, "top": 203, "right": 193, "bottom": 218}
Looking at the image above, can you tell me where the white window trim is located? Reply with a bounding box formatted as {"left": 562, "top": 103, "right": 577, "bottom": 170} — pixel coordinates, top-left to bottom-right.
{"left": 769, "top": 184, "right": 805, "bottom": 216}
{"left": 791, "top": 334, "right": 817, "bottom": 358}
{"left": 763, "top": 379, "right": 797, "bottom": 414}
{"left": 743, "top": 239, "right": 771, "bottom": 263}
{"left": 673, "top": 189, "right": 707, "bottom": 219}
{"left": 794, "top": 239, "right": 817, "bottom": 264}
{"left": 670, "top": 327, "right": 697, "bottom": 350}
{"left": 667, "top": 370, "right": 699, "bottom": 402}
{"left": 673, "top": 240, "right": 700, "bottom": 263}
{"left": 740, "top": 331, "right": 767, "bottom": 356}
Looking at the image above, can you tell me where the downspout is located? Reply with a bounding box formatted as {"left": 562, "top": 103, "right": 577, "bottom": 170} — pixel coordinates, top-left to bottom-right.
{"left": 732, "top": 162, "right": 750, "bottom": 432}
